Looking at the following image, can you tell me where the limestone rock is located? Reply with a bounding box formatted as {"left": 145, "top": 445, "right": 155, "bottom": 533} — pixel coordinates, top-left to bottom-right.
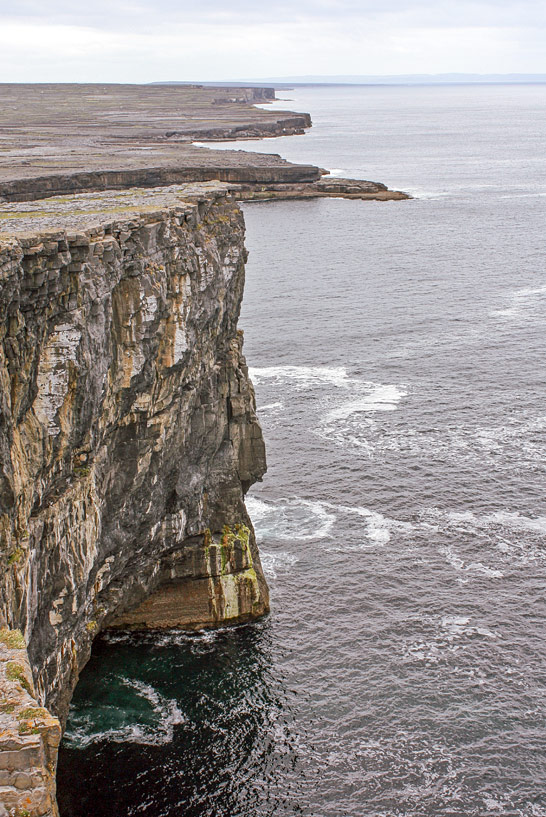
{"left": 0, "top": 182, "right": 269, "bottom": 741}
{"left": 0, "top": 630, "right": 61, "bottom": 817}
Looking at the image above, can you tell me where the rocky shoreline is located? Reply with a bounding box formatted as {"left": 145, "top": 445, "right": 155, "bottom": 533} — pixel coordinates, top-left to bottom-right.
{"left": 0, "top": 83, "right": 409, "bottom": 204}
{"left": 0, "top": 85, "right": 409, "bottom": 817}
{"left": 236, "top": 176, "right": 410, "bottom": 202}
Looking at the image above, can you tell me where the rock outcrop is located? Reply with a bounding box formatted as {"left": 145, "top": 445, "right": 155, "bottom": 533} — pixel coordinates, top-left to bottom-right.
{"left": 0, "top": 630, "right": 61, "bottom": 817}
{"left": 0, "top": 182, "right": 269, "bottom": 815}
{"left": 0, "top": 84, "right": 410, "bottom": 204}
{"left": 0, "top": 84, "right": 315, "bottom": 203}
{"left": 0, "top": 162, "right": 322, "bottom": 205}
{"left": 236, "top": 176, "right": 411, "bottom": 201}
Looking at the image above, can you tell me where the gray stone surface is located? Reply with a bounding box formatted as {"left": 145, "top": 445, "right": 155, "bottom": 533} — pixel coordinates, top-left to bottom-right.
{"left": 0, "top": 631, "right": 61, "bottom": 816}
{"left": 0, "top": 84, "right": 317, "bottom": 201}
{"left": 0, "top": 183, "right": 269, "bottom": 735}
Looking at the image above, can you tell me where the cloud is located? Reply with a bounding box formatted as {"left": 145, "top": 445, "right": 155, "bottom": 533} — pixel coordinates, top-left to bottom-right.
{"left": 0, "top": 1, "right": 544, "bottom": 82}
{"left": 2, "top": 0, "right": 546, "bottom": 31}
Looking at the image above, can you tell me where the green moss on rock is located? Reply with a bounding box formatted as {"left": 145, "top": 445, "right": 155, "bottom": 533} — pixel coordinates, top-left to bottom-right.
{"left": 17, "top": 706, "right": 49, "bottom": 721}
{"left": 0, "top": 628, "right": 26, "bottom": 650}
{"left": 6, "top": 661, "right": 32, "bottom": 694}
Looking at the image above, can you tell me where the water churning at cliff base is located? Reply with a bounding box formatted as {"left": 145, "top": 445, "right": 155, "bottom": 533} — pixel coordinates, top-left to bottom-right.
{"left": 58, "top": 84, "right": 546, "bottom": 817}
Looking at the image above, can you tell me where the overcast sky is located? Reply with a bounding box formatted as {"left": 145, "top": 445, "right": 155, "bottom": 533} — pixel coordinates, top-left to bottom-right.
{"left": 0, "top": 0, "right": 545, "bottom": 83}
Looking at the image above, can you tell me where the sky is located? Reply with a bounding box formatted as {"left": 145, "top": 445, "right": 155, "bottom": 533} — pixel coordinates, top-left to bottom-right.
{"left": 0, "top": 0, "right": 545, "bottom": 84}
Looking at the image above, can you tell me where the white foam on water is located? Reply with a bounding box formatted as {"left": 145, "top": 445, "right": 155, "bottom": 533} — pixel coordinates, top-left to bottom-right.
{"left": 449, "top": 509, "right": 546, "bottom": 536}
{"left": 246, "top": 495, "right": 336, "bottom": 541}
{"left": 347, "top": 411, "right": 545, "bottom": 471}
{"left": 249, "top": 365, "right": 407, "bottom": 454}
{"left": 64, "top": 677, "right": 186, "bottom": 748}
{"left": 404, "top": 615, "right": 498, "bottom": 666}
{"left": 440, "top": 616, "right": 497, "bottom": 640}
{"left": 404, "top": 187, "right": 452, "bottom": 200}
{"left": 257, "top": 401, "right": 284, "bottom": 412}
{"left": 325, "top": 384, "right": 407, "bottom": 421}
{"left": 327, "top": 502, "right": 415, "bottom": 546}
{"left": 327, "top": 168, "right": 347, "bottom": 177}
{"left": 245, "top": 495, "right": 271, "bottom": 526}
{"left": 439, "top": 544, "right": 504, "bottom": 579}
{"left": 440, "top": 546, "right": 465, "bottom": 572}
{"left": 317, "top": 426, "right": 377, "bottom": 458}
{"left": 318, "top": 385, "right": 407, "bottom": 455}
{"left": 424, "top": 506, "right": 546, "bottom": 571}
{"left": 260, "top": 550, "right": 299, "bottom": 580}
{"left": 465, "top": 561, "right": 505, "bottom": 578}
{"left": 491, "top": 282, "right": 546, "bottom": 319}
{"left": 249, "top": 364, "right": 351, "bottom": 390}
{"left": 248, "top": 495, "right": 414, "bottom": 548}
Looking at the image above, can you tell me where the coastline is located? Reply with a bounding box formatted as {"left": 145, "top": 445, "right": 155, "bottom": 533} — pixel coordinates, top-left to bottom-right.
{"left": 0, "top": 83, "right": 409, "bottom": 203}
{"left": 0, "top": 82, "right": 409, "bottom": 817}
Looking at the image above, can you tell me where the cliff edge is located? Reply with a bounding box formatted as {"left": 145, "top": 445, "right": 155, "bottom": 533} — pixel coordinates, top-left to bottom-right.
{"left": 0, "top": 84, "right": 408, "bottom": 203}
{"left": 0, "top": 182, "right": 269, "bottom": 816}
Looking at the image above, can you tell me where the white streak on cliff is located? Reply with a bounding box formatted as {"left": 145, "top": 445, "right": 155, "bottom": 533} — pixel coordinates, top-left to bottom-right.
{"left": 34, "top": 319, "right": 82, "bottom": 436}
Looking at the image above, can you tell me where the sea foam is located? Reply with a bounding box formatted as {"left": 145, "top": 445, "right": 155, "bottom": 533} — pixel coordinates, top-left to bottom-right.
{"left": 63, "top": 677, "right": 186, "bottom": 748}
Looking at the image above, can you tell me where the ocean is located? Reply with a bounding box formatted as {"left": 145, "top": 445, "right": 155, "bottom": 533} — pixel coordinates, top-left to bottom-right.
{"left": 57, "top": 84, "right": 546, "bottom": 817}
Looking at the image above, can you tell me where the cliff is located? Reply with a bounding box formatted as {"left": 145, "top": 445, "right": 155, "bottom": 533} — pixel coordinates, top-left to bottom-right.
{"left": 0, "top": 84, "right": 409, "bottom": 204}
{"left": 0, "top": 182, "right": 269, "bottom": 816}
{"left": 0, "top": 84, "right": 315, "bottom": 202}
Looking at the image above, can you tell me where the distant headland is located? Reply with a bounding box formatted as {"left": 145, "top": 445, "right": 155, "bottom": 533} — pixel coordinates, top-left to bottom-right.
{"left": 0, "top": 83, "right": 409, "bottom": 203}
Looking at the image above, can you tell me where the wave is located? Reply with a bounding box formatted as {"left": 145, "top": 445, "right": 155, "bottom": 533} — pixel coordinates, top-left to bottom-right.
{"left": 246, "top": 495, "right": 337, "bottom": 541}
{"left": 404, "top": 188, "right": 452, "bottom": 200}
{"left": 248, "top": 495, "right": 546, "bottom": 579}
{"left": 250, "top": 364, "right": 352, "bottom": 390}
{"left": 324, "top": 385, "right": 407, "bottom": 420}
{"left": 103, "top": 625, "right": 239, "bottom": 649}
{"left": 257, "top": 400, "right": 284, "bottom": 412}
{"left": 247, "top": 494, "right": 413, "bottom": 547}
{"left": 245, "top": 495, "right": 271, "bottom": 525}
{"left": 63, "top": 677, "right": 186, "bottom": 748}
{"left": 250, "top": 367, "right": 407, "bottom": 414}
{"left": 491, "top": 282, "right": 546, "bottom": 319}
{"left": 249, "top": 364, "right": 407, "bottom": 452}
{"left": 260, "top": 550, "right": 299, "bottom": 580}
{"left": 327, "top": 502, "right": 414, "bottom": 546}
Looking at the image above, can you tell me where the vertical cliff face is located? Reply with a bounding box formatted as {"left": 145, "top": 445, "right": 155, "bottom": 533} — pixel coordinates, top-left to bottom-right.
{"left": 0, "top": 183, "right": 269, "bottom": 815}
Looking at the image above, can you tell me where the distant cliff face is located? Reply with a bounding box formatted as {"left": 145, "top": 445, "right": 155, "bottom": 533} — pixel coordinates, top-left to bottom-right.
{"left": 0, "top": 184, "right": 269, "bottom": 816}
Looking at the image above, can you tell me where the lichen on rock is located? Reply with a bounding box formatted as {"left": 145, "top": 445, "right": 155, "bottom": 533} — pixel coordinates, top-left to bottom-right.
{"left": 0, "top": 631, "right": 61, "bottom": 817}
{"left": 0, "top": 182, "right": 269, "bottom": 815}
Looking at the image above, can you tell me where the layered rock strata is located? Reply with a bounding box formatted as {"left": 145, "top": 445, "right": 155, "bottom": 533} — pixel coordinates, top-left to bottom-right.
{"left": 236, "top": 176, "right": 411, "bottom": 201}
{"left": 0, "top": 630, "right": 61, "bottom": 817}
{"left": 0, "top": 84, "right": 409, "bottom": 204}
{"left": 0, "top": 84, "right": 314, "bottom": 203}
{"left": 0, "top": 162, "right": 321, "bottom": 205}
{"left": 0, "top": 182, "right": 269, "bottom": 815}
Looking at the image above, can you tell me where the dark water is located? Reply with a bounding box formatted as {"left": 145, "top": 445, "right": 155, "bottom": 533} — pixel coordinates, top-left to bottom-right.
{"left": 58, "top": 86, "right": 546, "bottom": 817}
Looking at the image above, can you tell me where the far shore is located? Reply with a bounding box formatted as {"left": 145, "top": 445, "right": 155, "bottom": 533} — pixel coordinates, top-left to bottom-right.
{"left": 0, "top": 83, "right": 409, "bottom": 203}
